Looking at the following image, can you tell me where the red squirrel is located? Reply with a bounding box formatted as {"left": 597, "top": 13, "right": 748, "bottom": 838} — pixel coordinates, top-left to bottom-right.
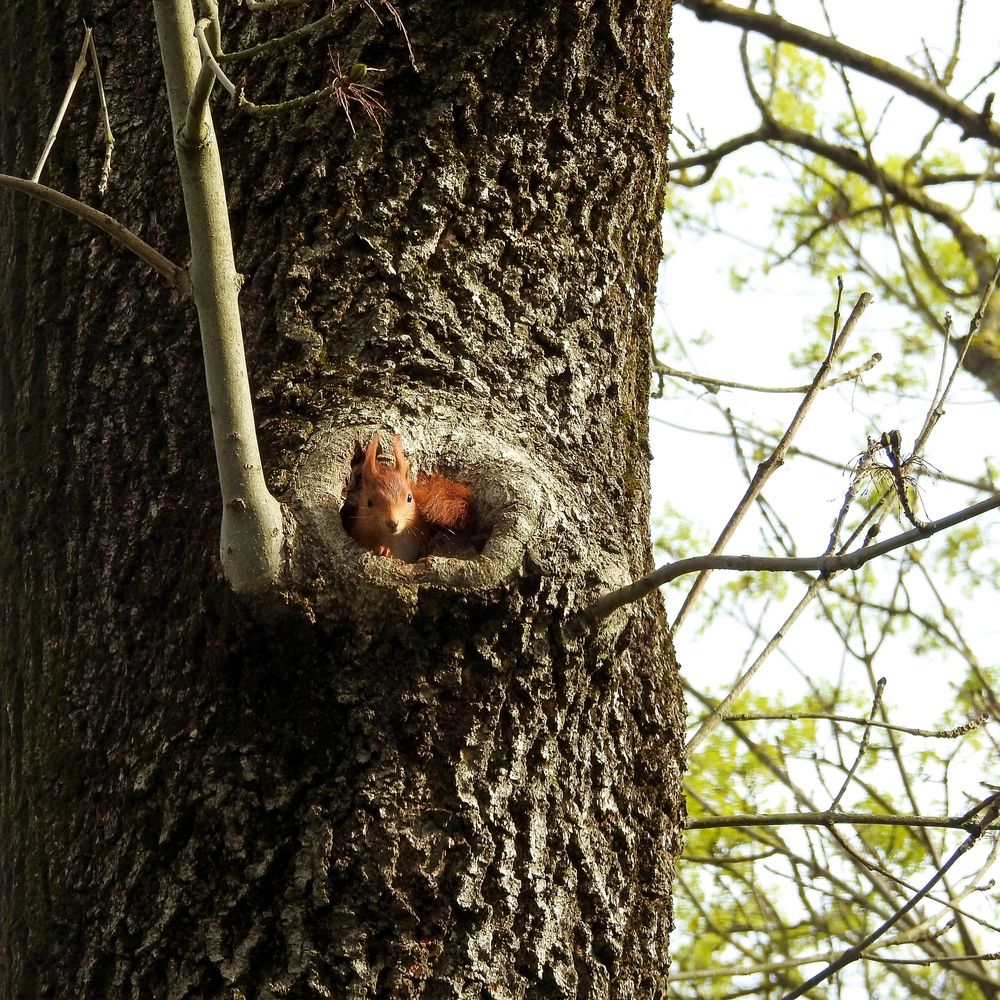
{"left": 344, "top": 432, "right": 477, "bottom": 562}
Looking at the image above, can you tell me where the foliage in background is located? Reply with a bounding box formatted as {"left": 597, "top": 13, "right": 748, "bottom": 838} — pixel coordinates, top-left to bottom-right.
{"left": 661, "top": 1, "right": 1000, "bottom": 995}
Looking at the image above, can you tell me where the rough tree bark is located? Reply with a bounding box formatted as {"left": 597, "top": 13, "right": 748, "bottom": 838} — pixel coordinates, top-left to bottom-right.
{"left": 0, "top": 2, "right": 684, "bottom": 997}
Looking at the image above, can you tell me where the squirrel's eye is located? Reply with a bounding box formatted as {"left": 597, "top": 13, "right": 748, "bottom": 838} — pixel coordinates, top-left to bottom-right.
{"left": 367, "top": 498, "right": 374, "bottom": 507}
{"left": 407, "top": 493, "right": 413, "bottom": 503}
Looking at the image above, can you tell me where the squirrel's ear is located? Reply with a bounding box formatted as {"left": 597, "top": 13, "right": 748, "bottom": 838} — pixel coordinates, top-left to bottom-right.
{"left": 347, "top": 441, "right": 366, "bottom": 489}
{"left": 363, "top": 432, "right": 381, "bottom": 475}
{"left": 390, "top": 434, "right": 410, "bottom": 479}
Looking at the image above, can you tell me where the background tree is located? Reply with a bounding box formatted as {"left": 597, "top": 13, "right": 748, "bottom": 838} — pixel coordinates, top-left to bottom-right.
{"left": 0, "top": 2, "right": 684, "bottom": 997}
{"left": 661, "top": 2, "right": 1000, "bottom": 996}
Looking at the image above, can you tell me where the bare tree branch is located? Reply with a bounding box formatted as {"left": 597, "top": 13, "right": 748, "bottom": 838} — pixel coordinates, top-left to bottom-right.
{"left": 869, "top": 951, "right": 1000, "bottom": 967}
{"left": 724, "top": 710, "right": 990, "bottom": 740}
{"left": 220, "top": 0, "right": 362, "bottom": 62}
{"left": 582, "top": 485, "right": 1000, "bottom": 628}
{"left": 0, "top": 174, "right": 185, "bottom": 287}
{"left": 87, "top": 29, "right": 115, "bottom": 196}
{"left": 677, "top": 0, "right": 1000, "bottom": 150}
{"left": 687, "top": 805, "right": 997, "bottom": 832}
{"left": 778, "top": 793, "right": 1000, "bottom": 999}
{"left": 669, "top": 290, "right": 872, "bottom": 631}
{"left": 672, "top": 118, "right": 992, "bottom": 277}
{"left": 652, "top": 352, "right": 881, "bottom": 394}
{"left": 32, "top": 27, "right": 92, "bottom": 183}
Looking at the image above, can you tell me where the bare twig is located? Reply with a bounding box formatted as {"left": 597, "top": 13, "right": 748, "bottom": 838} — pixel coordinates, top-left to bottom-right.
{"left": 87, "top": 30, "right": 115, "bottom": 196}
{"left": 687, "top": 801, "right": 999, "bottom": 833}
{"left": 244, "top": 0, "right": 310, "bottom": 10}
{"left": 912, "top": 257, "right": 1000, "bottom": 456}
{"left": 827, "top": 678, "right": 885, "bottom": 812}
{"left": 185, "top": 19, "right": 226, "bottom": 139}
{"left": 650, "top": 413, "right": 995, "bottom": 493}
{"left": 32, "top": 27, "right": 92, "bottom": 183}
{"left": 194, "top": 17, "right": 234, "bottom": 94}
{"left": 778, "top": 793, "right": 1000, "bottom": 1000}
{"left": 683, "top": 848, "right": 780, "bottom": 864}
{"left": 669, "top": 125, "right": 771, "bottom": 180}
{"left": 668, "top": 480, "right": 998, "bottom": 752}
{"left": 869, "top": 951, "right": 1000, "bottom": 967}
{"left": 930, "top": 312, "right": 953, "bottom": 416}
{"left": 669, "top": 951, "right": 841, "bottom": 982}
{"left": 0, "top": 173, "right": 185, "bottom": 287}
{"left": 652, "top": 352, "right": 881, "bottom": 394}
{"left": 583, "top": 490, "right": 1000, "bottom": 626}
{"left": 672, "top": 117, "right": 990, "bottom": 271}
{"left": 817, "top": 0, "right": 939, "bottom": 337}
{"left": 362, "top": 0, "right": 415, "bottom": 69}
{"left": 671, "top": 291, "right": 873, "bottom": 630}
{"left": 677, "top": 0, "right": 1000, "bottom": 150}
{"left": 670, "top": 947, "right": 1000, "bottom": 982}
{"left": 238, "top": 83, "right": 337, "bottom": 116}
{"left": 723, "top": 711, "right": 990, "bottom": 740}
{"left": 220, "top": 0, "right": 363, "bottom": 62}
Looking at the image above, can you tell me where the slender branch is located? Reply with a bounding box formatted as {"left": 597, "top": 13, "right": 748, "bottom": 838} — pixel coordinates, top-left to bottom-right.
{"left": 816, "top": 0, "right": 940, "bottom": 338}
{"left": 186, "top": 70, "right": 218, "bottom": 141}
{"left": 912, "top": 257, "right": 1000, "bottom": 456}
{"left": 685, "top": 768, "right": 1000, "bottom": 942}
{"left": 869, "top": 951, "right": 1000, "bottom": 967}
{"left": 32, "top": 28, "right": 92, "bottom": 183}
{"left": 672, "top": 291, "right": 872, "bottom": 630}
{"left": 682, "top": 849, "right": 779, "bottom": 864}
{"left": 778, "top": 794, "right": 1000, "bottom": 1000}
{"left": 919, "top": 170, "right": 1000, "bottom": 186}
{"left": 238, "top": 82, "right": 334, "bottom": 117}
{"left": 192, "top": 29, "right": 341, "bottom": 121}
{"left": 912, "top": 559, "right": 1000, "bottom": 709}
{"left": 827, "top": 678, "right": 884, "bottom": 812}
{"left": 244, "top": 0, "right": 310, "bottom": 9}
{"left": 678, "top": 118, "right": 992, "bottom": 275}
{"left": 767, "top": 204, "right": 878, "bottom": 271}
{"left": 183, "top": 3, "right": 226, "bottom": 130}
{"left": 198, "top": 0, "right": 222, "bottom": 53}
{"left": 653, "top": 352, "right": 880, "bottom": 394}
{"left": 154, "top": 0, "right": 284, "bottom": 593}
{"left": 87, "top": 30, "right": 116, "bottom": 196}
{"left": 669, "top": 948, "right": 1000, "bottom": 982}
{"left": 220, "top": 0, "right": 362, "bottom": 63}
{"left": 677, "top": 0, "right": 1000, "bottom": 150}
{"left": 673, "top": 450, "right": 998, "bottom": 755}
{"left": 929, "top": 313, "right": 953, "bottom": 415}
{"left": 880, "top": 838, "right": 1000, "bottom": 960}
{"left": 723, "top": 711, "right": 990, "bottom": 740}
{"left": 194, "top": 19, "right": 237, "bottom": 96}
{"left": 670, "top": 125, "right": 771, "bottom": 179}
{"left": 669, "top": 951, "right": 841, "bottom": 982}
{"left": 650, "top": 413, "right": 996, "bottom": 493}
{"left": 0, "top": 174, "right": 185, "bottom": 287}
{"left": 581, "top": 491, "right": 1000, "bottom": 626}
{"left": 687, "top": 805, "right": 997, "bottom": 833}
{"left": 691, "top": 577, "right": 831, "bottom": 753}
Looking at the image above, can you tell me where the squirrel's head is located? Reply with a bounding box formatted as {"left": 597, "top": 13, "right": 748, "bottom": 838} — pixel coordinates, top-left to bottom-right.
{"left": 357, "top": 432, "right": 414, "bottom": 534}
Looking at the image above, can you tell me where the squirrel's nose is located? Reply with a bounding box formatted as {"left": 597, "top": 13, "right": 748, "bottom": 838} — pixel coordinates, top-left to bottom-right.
{"left": 386, "top": 518, "right": 398, "bottom": 532}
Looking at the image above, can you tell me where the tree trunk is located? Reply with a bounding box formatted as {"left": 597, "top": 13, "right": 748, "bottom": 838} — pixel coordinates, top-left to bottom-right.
{"left": 0, "top": 2, "right": 684, "bottom": 997}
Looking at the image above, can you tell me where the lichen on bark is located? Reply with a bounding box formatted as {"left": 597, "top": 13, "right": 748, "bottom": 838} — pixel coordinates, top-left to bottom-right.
{"left": 0, "top": 2, "right": 684, "bottom": 997}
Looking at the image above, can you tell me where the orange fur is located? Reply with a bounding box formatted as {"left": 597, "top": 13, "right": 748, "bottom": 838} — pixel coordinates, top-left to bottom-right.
{"left": 346, "top": 432, "right": 476, "bottom": 562}
{"left": 413, "top": 475, "right": 474, "bottom": 532}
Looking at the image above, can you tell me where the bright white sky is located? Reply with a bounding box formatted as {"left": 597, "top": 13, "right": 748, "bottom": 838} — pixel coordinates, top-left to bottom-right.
{"left": 655, "top": 4, "right": 1000, "bottom": 974}
{"left": 655, "top": 0, "right": 1000, "bottom": 678}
